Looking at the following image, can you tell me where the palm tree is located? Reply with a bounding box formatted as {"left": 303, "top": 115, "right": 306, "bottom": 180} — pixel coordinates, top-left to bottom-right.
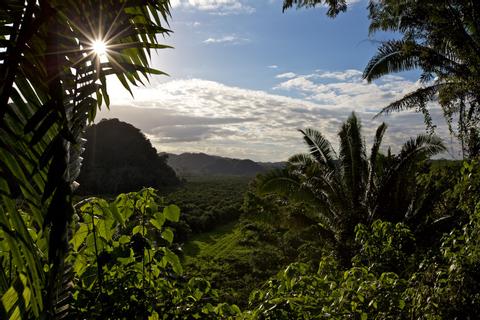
{"left": 256, "top": 113, "right": 445, "bottom": 266}
{"left": 0, "top": 0, "right": 171, "bottom": 317}
{"left": 363, "top": 0, "right": 480, "bottom": 158}
{"left": 282, "top": 0, "right": 347, "bottom": 17}
{"left": 282, "top": 0, "right": 480, "bottom": 158}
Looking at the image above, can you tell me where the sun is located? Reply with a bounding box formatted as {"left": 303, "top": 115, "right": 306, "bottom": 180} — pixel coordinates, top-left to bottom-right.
{"left": 91, "top": 40, "right": 107, "bottom": 56}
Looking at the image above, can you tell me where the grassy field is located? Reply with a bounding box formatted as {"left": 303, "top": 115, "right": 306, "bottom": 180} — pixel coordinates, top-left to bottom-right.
{"left": 181, "top": 220, "right": 262, "bottom": 306}
{"left": 182, "top": 221, "right": 250, "bottom": 261}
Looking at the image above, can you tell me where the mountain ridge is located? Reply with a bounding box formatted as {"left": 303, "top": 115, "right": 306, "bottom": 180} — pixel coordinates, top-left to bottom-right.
{"left": 162, "top": 152, "right": 285, "bottom": 177}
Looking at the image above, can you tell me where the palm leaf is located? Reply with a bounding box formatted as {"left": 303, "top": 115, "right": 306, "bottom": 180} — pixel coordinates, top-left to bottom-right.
{"left": 363, "top": 40, "right": 422, "bottom": 82}
{"left": 366, "top": 122, "right": 387, "bottom": 213}
{"left": 0, "top": 0, "right": 173, "bottom": 318}
{"left": 338, "top": 112, "right": 367, "bottom": 209}
{"left": 282, "top": 0, "right": 347, "bottom": 17}
{"left": 299, "top": 128, "right": 337, "bottom": 169}
{"left": 373, "top": 84, "right": 442, "bottom": 117}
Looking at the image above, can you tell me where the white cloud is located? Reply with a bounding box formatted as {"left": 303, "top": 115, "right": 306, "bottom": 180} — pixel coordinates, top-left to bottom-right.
{"left": 102, "top": 76, "right": 458, "bottom": 161}
{"left": 315, "top": 69, "right": 362, "bottom": 81}
{"left": 268, "top": 65, "right": 279, "bottom": 69}
{"left": 203, "top": 35, "right": 250, "bottom": 44}
{"left": 171, "top": 0, "right": 255, "bottom": 15}
{"left": 276, "top": 72, "right": 297, "bottom": 79}
{"left": 274, "top": 69, "right": 421, "bottom": 112}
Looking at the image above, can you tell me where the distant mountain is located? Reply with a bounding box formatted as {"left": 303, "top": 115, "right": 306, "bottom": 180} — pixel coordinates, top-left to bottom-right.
{"left": 164, "top": 152, "right": 285, "bottom": 177}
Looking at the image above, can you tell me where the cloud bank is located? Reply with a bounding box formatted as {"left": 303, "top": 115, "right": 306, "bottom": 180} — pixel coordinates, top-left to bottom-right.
{"left": 102, "top": 73, "right": 458, "bottom": 161}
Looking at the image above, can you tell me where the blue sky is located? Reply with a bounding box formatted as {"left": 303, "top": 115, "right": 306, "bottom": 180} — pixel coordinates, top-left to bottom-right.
{"left": 101, "top": 0, "right": 456, "bottom": 161}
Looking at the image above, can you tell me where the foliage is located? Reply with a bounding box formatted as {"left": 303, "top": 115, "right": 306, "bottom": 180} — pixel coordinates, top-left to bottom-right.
{"left": 69, "top": 188, "right": 241, "bottom": 319}
{"left": 283, "top": 0, "right": 480, "bottom": 157}
{"left": 363, "top": 0, "right": 480, "bottom": 157}
{"left": 243, "top": 160, "right": 480, "bottom": 319}
{"left": 78, "top": 119, "right": 180, "bottom": 195}
{"left": 255, "top": 112, "right": 445, "bottom": 266}
{"left": 246, "top": 244, "right": 409, "bottom": 319}
{"left": 0, "top": 0, "right": 172, "bottom": 317}
{"left": 166, "top": 176, "right": 249, "bottom": 236}
{"left": 282, "top": 0, "right": 347, "bottom": 17}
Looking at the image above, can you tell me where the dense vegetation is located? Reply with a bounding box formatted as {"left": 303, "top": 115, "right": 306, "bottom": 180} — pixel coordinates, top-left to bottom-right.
{"left": 165, "top": 176, "right": 248, "bottom": 237}
{"left": 2, "top": 0, "right": 480, "bottom": 319}
{"left": 78, "top": 119, "right": 180, "bottom": 195}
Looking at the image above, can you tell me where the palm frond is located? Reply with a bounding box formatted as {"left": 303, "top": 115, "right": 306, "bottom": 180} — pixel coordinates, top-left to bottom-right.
{"left": 397, "top": 134, "right": 447, "bottom": 164}
{"left": 0, "top": 0, "right": 173, "bottom": 318}
{"left": 282, "top": 0, "right": 347, "bottom": 17}
{"left": 363, "top": 40, "right": 421, "bottom": 82}
{"left": 288, "top": 153, "right": 315, "bottom": 168}
{"left": 373, "top": 134, "right": 446, "bottom": 221}
{"left": 366, "top": 122, "right": 387, "bottom": 210}
{"left": 338, "top": 112, "right": 367, "bottom": 208}
{"left": 299, "top": 128, "right": 337, "bottom": 169}
{"left": 374, "top": 84, "right": 442, "bottom": 117}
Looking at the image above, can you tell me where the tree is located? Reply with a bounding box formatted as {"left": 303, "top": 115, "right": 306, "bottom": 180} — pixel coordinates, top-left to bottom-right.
{"left": 256, "top": 112, "right": 445, "bottom": 266}
{"left": 0, "top": 0, "right": 171, "bottom": 317}
{"left": 282, "top": 0, "right": 480, "bottom": 158}
{"left": 364, "top": 0, "right": 480, "bottom": 158}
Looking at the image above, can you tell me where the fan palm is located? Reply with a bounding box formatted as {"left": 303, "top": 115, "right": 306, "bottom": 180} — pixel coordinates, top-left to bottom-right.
{"left": 256, "top": 113, "right": 445, "bottom": 266}
{"left": 0, "top": 0, "right": 171, "bottom": 318}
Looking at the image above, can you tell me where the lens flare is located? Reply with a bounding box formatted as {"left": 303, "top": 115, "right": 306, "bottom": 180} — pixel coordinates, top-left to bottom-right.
{"left": 92, "top": 40, "right": 107, "bottom": 56}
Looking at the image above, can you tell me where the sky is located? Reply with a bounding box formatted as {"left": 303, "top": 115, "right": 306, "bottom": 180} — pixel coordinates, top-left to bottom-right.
{"left": 99, "top": 0, "right": 458, "bottom": 162}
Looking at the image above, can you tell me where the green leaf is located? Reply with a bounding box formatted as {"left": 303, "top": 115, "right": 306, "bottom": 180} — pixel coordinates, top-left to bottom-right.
{"left": 110, "top": 203, "right": 125, "bottom": 226}
{"left": 163, "top": 248, "right": 183, "bottom": 274}
{"left": 132, "top": 225, "right": 143, "bottom": 235}
{"left": 118, "top": 235, "right": 130, "bottom": 245}
{"left": 71, "top": 223, "right": 89, "bottom": 251}
{"left": 161, "top": 228, "right": 174, "bottom": 244}
{"left": 163, "top": 205, "right": 180, "bottom": 222}
{"left": 150, "top": 218, "right": 162, "bottom": 230}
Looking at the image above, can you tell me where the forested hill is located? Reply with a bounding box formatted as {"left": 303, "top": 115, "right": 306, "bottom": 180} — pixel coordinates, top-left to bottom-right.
{"left": 77, "top": 119, "right": 180, "bottom": 195}
{"left": 164, "top": 152, "right": 285, "bottom": 176}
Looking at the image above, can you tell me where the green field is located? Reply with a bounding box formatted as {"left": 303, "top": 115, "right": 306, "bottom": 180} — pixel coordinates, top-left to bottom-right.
{"left": 182, "top": 221, "right": 250, "bottom": 261}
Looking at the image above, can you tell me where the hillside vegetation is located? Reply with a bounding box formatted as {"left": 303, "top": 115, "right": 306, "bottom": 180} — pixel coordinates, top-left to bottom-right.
{"left": 166, "top": 152, "right": 284, "bottom": 177}
{"left": 77, "top": 119, "right": 180, "bottom": 195}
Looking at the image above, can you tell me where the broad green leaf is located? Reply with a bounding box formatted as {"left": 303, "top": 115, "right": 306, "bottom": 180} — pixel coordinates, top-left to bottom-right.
{"left": 73, "top": 254, "right": 88, "bottom": 277}
{"left": 161, "top": 228, "right": 174, "bottom": 244}
{"left": 163, "top": 205, "right": 180, "bottom": 222}
{"left": 118, "top": 235, "right": 130, "bottom": 245}
{"left": 150, "top": 218, "right": 162, "bottom": 230}
{"left": 163, "top": 248, "right": 183, "bottom": 274}
{"left": 110, "top": 203, "right": 125, "bottom": 226}
{"left": 132, "top": 225, "right": 143, "bottom": 235}
{"left": 71, "top": 223, "right": 89, "bottom": 251}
